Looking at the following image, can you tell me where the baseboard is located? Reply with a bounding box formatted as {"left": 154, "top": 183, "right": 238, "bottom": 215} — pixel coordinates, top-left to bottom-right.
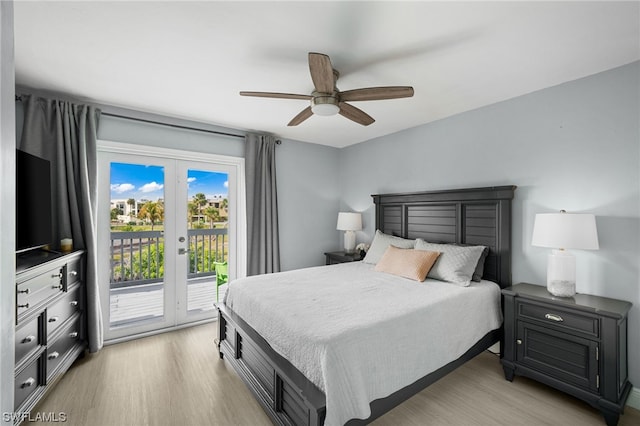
{"left": 627, "top": 386, "right": 640, "bottom": 411}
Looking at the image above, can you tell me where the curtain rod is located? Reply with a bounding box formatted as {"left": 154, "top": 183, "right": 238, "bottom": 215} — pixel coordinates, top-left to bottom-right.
{"left": 15, "top": 95, "right": 281, "bottom": 144}
{"left": 101, "top": 111, "right": 247, "bottom": 140}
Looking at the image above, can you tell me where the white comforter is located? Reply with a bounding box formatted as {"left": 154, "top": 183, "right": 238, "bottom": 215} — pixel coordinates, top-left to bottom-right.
{"left": 224, "top": 262, "right": 502, "bottom": 425}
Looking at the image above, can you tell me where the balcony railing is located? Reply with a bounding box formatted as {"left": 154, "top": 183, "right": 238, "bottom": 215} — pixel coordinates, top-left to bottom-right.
{"left": 110, "top": 228, "right": 228, "bottom": 289}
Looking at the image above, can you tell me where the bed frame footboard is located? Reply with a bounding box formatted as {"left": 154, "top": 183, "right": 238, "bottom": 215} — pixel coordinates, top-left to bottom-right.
{"left": 218, "top": 304, "right": 326, "bottom": 426}
{"left": 218, "top": 304, "right": 500, "bottom": 426}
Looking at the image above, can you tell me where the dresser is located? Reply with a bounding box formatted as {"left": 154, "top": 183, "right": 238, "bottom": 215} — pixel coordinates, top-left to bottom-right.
{"left": 501, "top": 283, "right": 632, "bottom": 426}
{"left": 14, "top": 251, "right": 86, "bottom": 423}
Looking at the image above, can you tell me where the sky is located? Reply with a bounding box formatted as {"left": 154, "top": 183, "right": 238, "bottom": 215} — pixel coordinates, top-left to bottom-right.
{"left": 110, "top": 162, "right": 228, "bottom": 201}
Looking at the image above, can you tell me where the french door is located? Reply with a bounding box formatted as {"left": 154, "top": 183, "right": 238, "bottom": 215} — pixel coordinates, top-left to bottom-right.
{"left": 97, "top": 141, "right": 245, "bottom": 341}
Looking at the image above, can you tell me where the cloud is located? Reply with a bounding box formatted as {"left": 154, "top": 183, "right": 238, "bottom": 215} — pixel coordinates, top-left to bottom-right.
{"left": 111, "top": 183, "right": 135, "bottom": 193}
{"left": 187, "top": 177, "right": 196, "bottom": 183}
{"left": 224, "top": 180, "right": 228, "bottom": 188}
{"left": 140, "top": 182, "right": 164, "bottom": 193}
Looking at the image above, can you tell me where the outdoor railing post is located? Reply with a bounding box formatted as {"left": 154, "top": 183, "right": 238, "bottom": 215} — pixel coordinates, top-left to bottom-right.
{"left": 110, "top": 228, "right": 227, "bottom": 288}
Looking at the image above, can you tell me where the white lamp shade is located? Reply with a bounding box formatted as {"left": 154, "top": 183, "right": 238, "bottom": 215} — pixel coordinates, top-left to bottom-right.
{"left": 336, "top": 212, "right": 362, "bottom": 231}
{"left": 531, "top": 212, "right": 599, "bottom": 250}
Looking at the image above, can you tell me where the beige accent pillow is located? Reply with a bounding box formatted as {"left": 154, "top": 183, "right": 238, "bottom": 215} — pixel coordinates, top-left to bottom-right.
{"left": 374, "top": 245, "right": 440, "bottom": 282}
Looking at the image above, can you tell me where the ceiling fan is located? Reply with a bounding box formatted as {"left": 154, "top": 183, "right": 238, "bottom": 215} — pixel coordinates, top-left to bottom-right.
{"left": 240, "top": 52, "right": 414, "bottom": 126}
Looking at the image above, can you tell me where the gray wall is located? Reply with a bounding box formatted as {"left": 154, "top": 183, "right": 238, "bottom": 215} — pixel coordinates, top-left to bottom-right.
{"left": 338, "top": 61, "right": 640, "bottom": 388}
{"left": 98, "top": 115, "right": 340, "bottom": 272}
{"left": 276, "top": 138, "right": 340, "bottom": 270}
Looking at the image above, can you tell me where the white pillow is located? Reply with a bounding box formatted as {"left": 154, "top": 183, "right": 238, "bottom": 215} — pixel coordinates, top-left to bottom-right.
{"left": 415, "top": 239, "right": 486, "bottom": 286}
{"left": 363, "top": 230, "right": 416, "bottom": 264}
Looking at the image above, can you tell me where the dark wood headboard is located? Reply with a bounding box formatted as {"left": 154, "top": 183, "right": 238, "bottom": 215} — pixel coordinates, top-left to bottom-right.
{"left": 372, "top": 186, "right": 516, "bottom": 289}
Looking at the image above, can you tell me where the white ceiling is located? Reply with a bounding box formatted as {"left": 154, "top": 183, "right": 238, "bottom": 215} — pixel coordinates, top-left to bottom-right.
{"left": 13, "top": 1, "right": 640, "bottom": 148}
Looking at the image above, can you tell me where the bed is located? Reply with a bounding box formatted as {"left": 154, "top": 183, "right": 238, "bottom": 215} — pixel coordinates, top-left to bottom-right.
{"left": 217, "top": 185, "right": 516, "bottom": 425}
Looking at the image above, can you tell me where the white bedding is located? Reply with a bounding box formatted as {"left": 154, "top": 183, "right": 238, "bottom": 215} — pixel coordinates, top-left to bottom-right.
{"left": 224, "top": 261, "right": 502, "bottom": 425}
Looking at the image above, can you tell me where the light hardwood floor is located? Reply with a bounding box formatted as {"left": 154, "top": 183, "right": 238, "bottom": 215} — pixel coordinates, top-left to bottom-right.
{"left": 32, "top": 322, "right": 639, "bottom": 426}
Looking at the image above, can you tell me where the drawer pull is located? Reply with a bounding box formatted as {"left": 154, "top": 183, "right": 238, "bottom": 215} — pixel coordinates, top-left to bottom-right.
{"left": 516, "top": 339, "right": 522, "bottom": 345}
{"left": 70, "top": 300, "right": 78, "bottom": 307}
{"left": 17, "top": 303, "right": 30, "bottom": 309}
{"left": 69, "top": 331, "right": 78, "bottom": 339}
{"left": 52, "top": 284, "right": 63, "bottom": 290}
{"left": 17, "top": 288, "right": 30, "bottom": 294}
{"left": 21, "top": 377, "right": 35, "bottom": 388}
{"left": 48, "top": 316, "right": 60, "bottom": 323}
{"left": 70, "top": 270, "right": 78, "bottom": 276}
{"left": 52, "top": 272, "right": 63, "bottom": 278}
{"left": 545, "top": 313, "right": 564, "bottom": 322}
{"left": 48, "top": 351, "right": 60, "bottom": 360}
{"left": 22, "top": 335, "right": 36, "bottom": 344}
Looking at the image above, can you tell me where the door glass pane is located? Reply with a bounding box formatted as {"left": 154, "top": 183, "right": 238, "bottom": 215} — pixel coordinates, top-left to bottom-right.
{"left": 185, "top": 169, "right": 229, "bottom": 314}
{"left": 109, "top": 162, "right": 166, "bottom": 328}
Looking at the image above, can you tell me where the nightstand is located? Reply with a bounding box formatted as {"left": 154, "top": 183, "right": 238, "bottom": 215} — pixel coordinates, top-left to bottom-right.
{"left": 501, "top": 283, "right": 632, "bottom": 426}
{"left": 324, "top": 251, "right": 362, "bottom": 265}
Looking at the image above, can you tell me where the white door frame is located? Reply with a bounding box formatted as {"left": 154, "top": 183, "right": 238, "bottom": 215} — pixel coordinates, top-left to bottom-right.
{"left": 97, "top": 140, "right": 246, "bottom": 342}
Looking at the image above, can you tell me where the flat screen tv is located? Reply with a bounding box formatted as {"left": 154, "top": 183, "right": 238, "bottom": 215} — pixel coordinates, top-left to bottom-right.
{"left": 16, "top": 149, "right": 53, "bottom": 254}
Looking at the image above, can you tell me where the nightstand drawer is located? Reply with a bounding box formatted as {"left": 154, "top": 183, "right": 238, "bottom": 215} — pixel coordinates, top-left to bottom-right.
{"left": 324, "top": 251, "right": 362, "bottom": 265}
{"left": 517, "top": 300, "right": 599, "bottom": 338}
{"left": 517, "top": 322, "right": 598, "bottom": 392}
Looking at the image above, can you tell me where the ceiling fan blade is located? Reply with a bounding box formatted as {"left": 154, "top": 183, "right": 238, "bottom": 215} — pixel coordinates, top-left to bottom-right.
{"left": 287, "top": 106, "right": 314, "bottom": 126}
{"left": 338, "top": 102, "right": 375, "bottom": 126}
{"left": 308, "top": 52, "right": 335, "bottom": 94}
{"left": 239, "top": 91, "right": 312, "bottom": 100}
{"left": 340, "top": 86, "right": 414, "bottom": 102}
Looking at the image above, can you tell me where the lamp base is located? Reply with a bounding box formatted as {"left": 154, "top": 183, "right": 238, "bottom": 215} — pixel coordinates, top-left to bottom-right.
{"left": 547, "top": 249, "right": 576, "bottom": 297}
{"left": 343, "top": 230, "right": 356, "bottom": 254}
{"left": 547, "top": 280, "right": 576, "bottom": 297}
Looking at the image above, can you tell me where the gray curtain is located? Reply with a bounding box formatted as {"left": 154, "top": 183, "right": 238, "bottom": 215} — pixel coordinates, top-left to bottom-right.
{"left": 245, "top": 133, "right": 280, "bottom": 275}
{"left": 19, "top": 95, "right": 103, "bottom": 352}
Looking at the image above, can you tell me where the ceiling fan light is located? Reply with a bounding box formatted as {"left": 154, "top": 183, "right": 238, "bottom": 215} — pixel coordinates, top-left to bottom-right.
{"left": 311, "top": 95, "right": 340, "bottom": 116}
{"left": 311, "top": 102, "right": 340, "bottom": 116}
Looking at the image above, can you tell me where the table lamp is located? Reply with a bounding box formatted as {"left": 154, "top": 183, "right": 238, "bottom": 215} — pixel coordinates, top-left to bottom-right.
{"left": 337, "top": 212, "right": 362, "bottom": 253}
{"left": 531, "top": 210, "right": 599, "bottom": 297}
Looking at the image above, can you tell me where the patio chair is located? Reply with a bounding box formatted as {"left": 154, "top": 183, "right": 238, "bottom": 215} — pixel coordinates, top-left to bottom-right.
{"left": 214, "top": 261, "right": 228, "bottom": 302}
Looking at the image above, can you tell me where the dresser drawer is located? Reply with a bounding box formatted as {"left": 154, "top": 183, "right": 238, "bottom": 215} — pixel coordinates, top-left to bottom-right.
{"left": 16, "top": 267, "right": 64, "bottom": 318}
{"left": 517, "top": 300, "right": 599, "bottom": 338}
{"left": 15, "top": 314, "right": 43, "bottom": 367}
{"left": 14, "top": 356, "right": 42, "bottom": 410}
{"left": 47, "top": 286, "right": 82, "bottom": 336}
{"left": 46, "top": 317, "right": 82, "bottom": 379}
{"left": 66, "top": 258, "right": 83, "bottom": 287}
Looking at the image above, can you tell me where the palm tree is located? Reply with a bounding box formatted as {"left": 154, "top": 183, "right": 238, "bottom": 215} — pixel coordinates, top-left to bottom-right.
{"left": 111, "top": 207, "right": 121, "bottom": 221}
{"left": 220, "top": 198, "right": 228, "bottom": 217}
{"left": 203, "top": 206, "right": 220, "bottom": 228}
{"left": 138, "top": 201, "right": 164, "bottom": 230}
{"left": 193, "top": 193, "right": 207, "bottom": 224}
{"left": 187, "top": 201, "right": 198, "bottom": 228}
